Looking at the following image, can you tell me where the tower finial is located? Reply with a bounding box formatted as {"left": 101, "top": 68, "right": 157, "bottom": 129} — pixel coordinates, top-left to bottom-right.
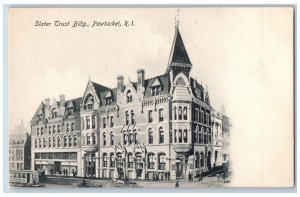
{"left": 175, "top": 9, "right": 180, "bottom": 30}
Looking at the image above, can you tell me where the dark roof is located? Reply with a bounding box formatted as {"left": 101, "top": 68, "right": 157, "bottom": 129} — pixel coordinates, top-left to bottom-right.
{"left": 65, "top": 97, "right": 82, "bottom": 113}
{"left": 144, "top": 74, "right": 170, "bottom": 98}
{"left": 92, "top": 81, "right": 110, "bottom": 99}
{"left": 169, "top": 28, "right": 191, "bottom": 65}
{"left": 190, "top": 77, "right": 205, "bottom": 101}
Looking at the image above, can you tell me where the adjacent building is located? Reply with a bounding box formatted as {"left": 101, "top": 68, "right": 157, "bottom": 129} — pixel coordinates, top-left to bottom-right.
{"left": 30, "top": 25, "right": 231, "bottom": 180}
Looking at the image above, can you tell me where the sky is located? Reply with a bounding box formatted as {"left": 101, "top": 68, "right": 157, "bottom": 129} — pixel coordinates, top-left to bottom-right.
{"left": 9, "top": 7, "right": 294, "bottom": 186}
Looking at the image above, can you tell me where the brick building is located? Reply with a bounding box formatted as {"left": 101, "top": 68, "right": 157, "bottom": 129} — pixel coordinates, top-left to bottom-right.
{"left": 30, "top": 26, "right": 231, "bottom": 180}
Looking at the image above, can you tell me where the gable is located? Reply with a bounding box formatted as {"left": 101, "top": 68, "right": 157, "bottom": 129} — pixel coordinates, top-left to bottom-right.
{"left": 150, "top": 78, "right": 161, "bottom": 87}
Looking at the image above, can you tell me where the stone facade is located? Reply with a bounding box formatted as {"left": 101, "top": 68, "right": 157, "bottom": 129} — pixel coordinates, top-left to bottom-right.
{"left": 30, "top": 26, "right": 231, "bottom": 180}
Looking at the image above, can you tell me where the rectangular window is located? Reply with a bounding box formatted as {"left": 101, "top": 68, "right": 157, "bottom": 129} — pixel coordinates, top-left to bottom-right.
{"left": 174, "top": 130, "right": 177, "bottom": 143}
{"left": 57, "top": 125, "right": 61, "bottom": 133}
{"left": 103, "top": 117, "right": 106, "bottom": 128}
{"left": 179, "top": 130, "right": 182, "bottom": 143}
{"left": 183, "top": 130, "right": 188, "bottom": 143}
{"left": 37, "top": 128, "right": 40, "bottom": 135}
{"left": 48, "top": 126, "right": 51, "bottom": 134}
{"left": 195, "top": 108, "right": 199, "bottom": 122}
{"left": 110, "top": 116, "right": 114, "bottom": 127}
{"left": 41, "top": 127, "right": 44, "bottom": 135}
{"left": 148, "top": 110, "right": 153, "bottom": 123}
{"left": 200, "top": 110, "right": 204, "bottom": 123}
{"left": 71, "top": 122, "right": 75, "bottom": 131}
{"left": 86, "top": 117, "right": 90, "bottom": 129}
{"left": 159, "top": 109, "right": 164, "bottom": 122}
{"left": 174, "top": 107, "right": 177, "bottom": 120}
{"left": 170, "top": 131, "right": 173, "bottom": 143}
{"left": 53, "top": 125, "right": 56, "bottom": 133}
{"left": 183, "top": 107, "right": 188, "bottom": 120}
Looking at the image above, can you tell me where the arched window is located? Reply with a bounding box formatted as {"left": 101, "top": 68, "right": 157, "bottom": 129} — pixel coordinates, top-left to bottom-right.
{"left": 35, "top": 139, "right": 37, "bottom": 148}
{"left": 176, "top": 77, "right": 186, "bottom": 85}
{"left": 183, "top": 107, "right": 188, "bottom": 120}
{"left": 53, "top": 137, "right": 56, "bottom": 147}
{"left": 174, "top": 106, "right": 177, "bottom": 120}
{"left": 116, "top": 153, "right": 123, "bottom": 169}
{"left": 63, "top": 136, "right": 67, "bottom": 147}
{"left": 131, "top": 110, "right": 135, "bottom": 124}
{"left": 158, "top": 153, "right": 166, "bottom": 170}
{"left": 136, "top": 153, "right": 143, "bottom": 170}
{"left": 103, "top": 133, "right": 106, "bottom": 146}
{"left": 92, "top": 133, "right": 96, "bottom": 145}
{"left": 195, "top": 152, "right": 200, "bottom": 168}
{"left": 110, "top": 132, "right": 114, "bottom": 145}
{"left": 39, "top": 138, "right": 41, "bottom": 148}
{"left": 110, "top": 153, "right": 115, "bottom": 167}
{"left": 41, "top": 127, "right": 44, "bottom": 135}
{"left": 148, "top": 128, "right": 153, "bottom": 144}
{"left": 200, "top": 128, "right": 204, "bottom": 144}
{"left": 159, "top": 127, "right": 164, "bottom": 144}
{"left": 174, "top": 130, "right": 177, "bottom": 143}
{"left": 125, "top": 111, "right": 129, "bottom": 125}
{"left": 48, "top": 137, "right": 51, "bottom": 148}
{"left": 204, "top": 129, "right": 207, "bottom": 144}
{"left": 200, "top": 152, "right": 204, "bottom": 167}
{"left": 129, "top": 133, "right": 133, "bottom": 145}
{"left": 126, "top": 90, "right": 132, "bottom": 103}
{"left": 178, "top": 106, "right": 182, "bottom": 120}
{"left": 128, "top": 153, "right": 133, "bottom": 168}
{"left": 183, "top": 129, "right": 188, "bottom": 143}
{"left": 68, "top": 135, "right": 72, "bottom": 147}
{"left": 148, "top": 153, "right": 155, "bottom": 169}
{"left": 52, "top": 108, "right": 58, "bottom": 118}
{"left": 208, "top": 129, "right": 212, "bottom": 144}
{"left": 57, "top": 136, "right": 61, "bottom": 147}
{"left": 73, "top": 135, "right": 77, "bottom": 146}
{"left": 43, "top": 138, "right": 46, "bottom": 148}
{"left": 103, "top": 153, "right": 108, "bottom": 167}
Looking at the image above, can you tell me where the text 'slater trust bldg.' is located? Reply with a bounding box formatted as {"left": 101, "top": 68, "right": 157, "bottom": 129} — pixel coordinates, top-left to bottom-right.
{"left": 30, "top": 25, "right": 231, "bottom": 180}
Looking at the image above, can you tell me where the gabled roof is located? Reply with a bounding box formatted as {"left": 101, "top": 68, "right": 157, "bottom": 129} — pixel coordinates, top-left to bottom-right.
{"left": 144, "top": 74, "right": 170, "bottom": 98}
{"left": 150, "top": 78, "right": 161, "bottom": 87}
{"left": 65, "top": 97, "right": 82, "bottom": 113}
{"left": 92, "top": 81, "right": 110, "bottom": 100}
{"left": 166, "top": 27, "right": 192, "bottom": 73}
{"left": 30, "top": 102, "right": 44, "bottom": 123}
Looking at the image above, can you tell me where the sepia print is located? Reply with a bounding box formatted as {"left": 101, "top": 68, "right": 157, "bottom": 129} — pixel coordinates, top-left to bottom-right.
{"left": 8, "top": 7, "right": 294, "bottom": 189}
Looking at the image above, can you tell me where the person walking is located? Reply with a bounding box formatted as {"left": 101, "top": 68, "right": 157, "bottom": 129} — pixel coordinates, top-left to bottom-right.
{"left": 175, "top": 180, "right": 179, "bottom": 188}
{"left": 198, "top": 173, "right": 203, "bottom": 184}
{"left": 188, "top": 172, "right": 192, "bottom": 182}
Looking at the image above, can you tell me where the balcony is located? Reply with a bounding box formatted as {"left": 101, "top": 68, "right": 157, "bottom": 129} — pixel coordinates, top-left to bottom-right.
{"left": 173, "top": 144, "right": 192, "bottom": 153}
{"left": 81, "top": 144, "right": 98, "bottom": 152}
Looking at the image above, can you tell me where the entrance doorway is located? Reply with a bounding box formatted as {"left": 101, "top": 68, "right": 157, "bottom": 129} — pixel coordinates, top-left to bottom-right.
{"left": 54, "top": 161, "right": 61, "bottom": 174}
{"left": 85, "top": 152, "right": 96, "bottom": 177}
{"left": 175, "top": 155, "right": 184, "bottom": 178}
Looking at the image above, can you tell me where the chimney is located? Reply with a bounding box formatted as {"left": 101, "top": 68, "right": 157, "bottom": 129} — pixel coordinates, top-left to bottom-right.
{"left": 59, "top": 94, "right": 65, "bottom": 107}
{"left": 137, "top": 69, "right": 145, "bottom": 88}
{"left": 117, "top": 75, "right": 124, "bottom": 93}
{"left": 44, "top": 98, "right": 50, "bottom": 108}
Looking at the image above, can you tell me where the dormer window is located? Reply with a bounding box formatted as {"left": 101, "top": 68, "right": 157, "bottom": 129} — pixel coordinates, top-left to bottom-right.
{"left": 52, "top": 108, "right": 58, "bottom": 118}
{"left": 105, "top": 98, "right": 112, "bottom": 106}
{"left": 126, "top": 90, "right": 132, "bottom": 103}
{"left": 67, "top": 108, "right": 73, "bottom": 116}
{"left": 84, "top": 95, "right": 94, "bottom": 110}
{"left": 151, "top": 86, "right": 161, "bottom": 96}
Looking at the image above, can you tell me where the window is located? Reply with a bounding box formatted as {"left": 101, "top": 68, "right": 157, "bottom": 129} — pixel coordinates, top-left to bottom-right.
{"left": 183, "top": 129, "right": 188, "bottom": 143}
{"left": 41, "top": 127, "right": 44, "bottom": 135}
{"left": 125, "top": 111, "right": 129, "bottom": 125}
{"left": 129, "top": 133, "right": 133, "bottom": 145}
{"left": 57, "top": 137, "right": 61, "bottom": 147}
{"left": 195, "top": 108, "right": 199, "bottom": 122}
{"left": 110, "top": 116, "right": 114, "bottom": 127}
{"left": 170, "top": 131, "right": 173, "bottom": 143}
{"left": 92, "top": 115, "right": 96, "bottom": 129}
{"left": 158, "top": 153, "right": 166, "bottom": 170}
{"left": 200, "top": 152, "right": 204, "bottom": 167}
{"left": 84, "top": 95, "right": 94, "bottom": 110}
{"left": 195, "top": 152, "right": 200, "bottom": 168}
{"left": 174, "top": 107, "right": 177, "bottom": 120}
{"left": 53, "top": 125, "right": 56, "bottom": 133}
{"left": 136, "top": 153, "right": 143, "bottom": 169}
{"left": 128, "top": 153, "right": 133, "bottom": 168}
{"left": 204, "top": 129, "right": 207, "bottom": 144}
{"left": 151, "top": 86, "right": 161, "bottom": 96}
{"left": 148, "top": 110, "right": 153, "bottom": 123}
{"left": 52, "top": 108, "right": 58, "bottom": 118}
{"left": 116, "top": 153, "right": 123, "bottom": 168}
{"left": 208, "top": 129, "right": 211, "bottom": 144}
{"left": 178, "top": 106, "right": 182, "bottom": 120}
{"left": 57, "top": 125, "right": 61, "bottom": 133}
{"left": 92, "top": 133, "right": 96, "bottom": 145}
{"left": 68, "top": 135, "right": 72, "bottom": 147}
{"left": 35, "top": 139, "right": 37, "bottom": 148}
{"left": 66, "top": 123, "right": 70, "bottom": 132}
{"left": 63, "top": 136, "right": 67, "bottom": 147}
{"left": 183, "top": 107, "right": 188, "bottom": 120}
{"left": 105, "top": 98, "right": 112, "bottom": 106}
{"left": 37, "top": 128, "right": 40, "bottom": 135}
{"left": 103, "top": 153, "right": 107, "bottom": 167}
{"left": 71, "top": 122, "right": 74, "bottom": 131}
{"left": 43, "top": 138, "right": 46, "bottom": 148}
{"left": 48, "top": 137, "right": 51, "bottom": 148}
{"left": 179, "top": 130, "right": 182, "bottom": 143}
{"left": 159, "top": 109, "right": 164, "bottom": 122}
{"left": 87, "top": 117, "right": 90, "bottom": 129}
{"left": 159, "top": 127, "right": 164, "bottom": 144}
{"left": 204, "top": 113, "right": 207, "bottom": 125}
{"left": 81, "top": 118, "right": 84, "bottom": 131}
{"left": 200, "top": 110, "right": 204, "bottom": 123}
{"left": 148, "top": 153, "right": 155, "bottom": 169}
{"left": 110, "top": 132, "right": 114, "bottom": 145}
{"left": 110, "top": 153, "right": 115, "bottom": 167}
{"left": 48, "top": 126, "right": 51, "bottom": 134}
{"left": 126, "top": 90, "right": 132, "bottom": 103}
{"left": 53, "top": 137, "right": 56, "bottom": 147}
{"left": 131, "top": 110, "right": 135, "bottom": 124}
{"left": 206, "top": 113, "right": 210, "bottom": 125}
{"left": 174, "top": 130, "right": 177, "bottom": 143}
{"left": 67, "top": 108, "right": 73, "bottom": 115}
{"left": 103, "top": 133, "right": 106, "bottom": 146}
{"left": 123, "top": 134, "right": 128, "bottom": 145}
{"left": 73, "top": 135, "right": 77, "bottom": 146}
{"left": 148, "top": 128, "right": 153, "bottom": 144}
{"left": 87, "top": 135, "right": 91, "bottom": 145}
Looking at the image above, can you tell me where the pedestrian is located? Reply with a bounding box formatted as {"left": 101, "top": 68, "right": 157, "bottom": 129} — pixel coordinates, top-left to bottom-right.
{"left": 188, "top": 172, "right": 192, "bottom": 182}
{"left": 175, "top": 180, "right": 179, "bottom": 188}
{"left": 198, "top": 173, "right": 203, "bottom": 184}
{"left": 63, "top": 169, "right": 65, "bottom": 176}
{"left": 66, "top": 169, "right": 68, "bottom": 176}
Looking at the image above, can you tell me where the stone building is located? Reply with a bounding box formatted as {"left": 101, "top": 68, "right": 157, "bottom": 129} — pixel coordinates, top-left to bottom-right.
{"left": 30, "top": 26, "right": 231, "bottom": 180}
{"left": 9, "top": 120, "right": 31, "bottom": 170}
